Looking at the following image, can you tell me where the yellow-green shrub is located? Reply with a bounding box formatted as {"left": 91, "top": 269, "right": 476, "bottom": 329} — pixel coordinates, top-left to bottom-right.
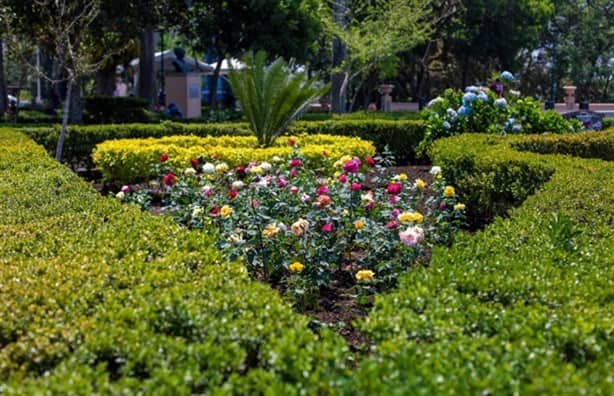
{"left": 93, "top": 134, "right": 376, "bottom": 184}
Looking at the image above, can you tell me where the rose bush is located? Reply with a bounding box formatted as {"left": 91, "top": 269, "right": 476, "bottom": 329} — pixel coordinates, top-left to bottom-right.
{"left": 121, "top": 143, "right": 465, "bottom": 309}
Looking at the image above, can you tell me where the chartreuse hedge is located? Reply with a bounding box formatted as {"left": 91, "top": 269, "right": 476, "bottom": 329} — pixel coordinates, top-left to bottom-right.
{"left": 22, "top": 119, "right": 424, "bottom": 167}
{"left": 2, "top": 128, "right": 612, "bottom": 394}
{"left": 0, "top": 129, "right": 350, "bottom": 394}
{"left": 351, "top": 130, "right": 613, "bottom": 394}
{"left": 92, "top": 134, "right": 375, "bottom": 184}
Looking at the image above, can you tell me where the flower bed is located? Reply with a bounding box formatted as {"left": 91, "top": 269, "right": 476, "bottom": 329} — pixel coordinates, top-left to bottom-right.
{"left": 92, "top": 134, "right": 376, "bottom": 184}
{"left": 118, "top": 143, "right": 465, "bottom": 309}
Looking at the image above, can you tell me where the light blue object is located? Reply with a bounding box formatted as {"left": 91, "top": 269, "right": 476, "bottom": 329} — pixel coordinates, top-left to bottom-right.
{"left": 442, "top": 121, "right": 451, "bottom": 130}
{"left": 477, "top": 91, "right": 489, "bottom": 102}
{"left": 446, "top": 108, "right": 458, "bottom": 121}
{"left": 458, "top": 105, "right": 472, "bottom": 116}
{"left": 501, "top": 71, "right": 514, "bottom": 82}
{"left": 494, "top": 98, "right": 507, "bottom": 108}
{"left": 462, "top": 92, "right": 477, "bottom": 105}
{"left": 464, "top": 86, "right": 480, "bottom": 93}
{"left": 512, "top": 124, "right": 522, "bottom": 132}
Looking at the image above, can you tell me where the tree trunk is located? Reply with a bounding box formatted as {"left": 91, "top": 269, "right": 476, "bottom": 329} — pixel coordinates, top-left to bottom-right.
{"left": 209, "top": 53, "right": 224, "bottom": 112}
{"left": 69, "top": 81, "right": 82, "bottom": 124}
{"left": 331, "top": 0, "right": 348, "bottom": 113}
{"left": 138, "top": 26, "right": 156, "bottom": 110}
{"left": 56, "top": 79, "right": 73, "bottom": 162}
{"left": 95, "top": 62, "right": 117, "bottom": 96}
{"left": 0, "top": 36, "right": 6, "bottom": 115}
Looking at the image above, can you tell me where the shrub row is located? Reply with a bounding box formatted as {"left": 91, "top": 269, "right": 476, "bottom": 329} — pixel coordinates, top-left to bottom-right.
{"left": 352, "top": 130, "right": 614, "bottom": 394}
{"left": 0, "top": 128, "right": 351, "bottom": 394}
{"left": 512, "top": 129, "right": 614, "bottom": 161}
{"left": 23, "top": 119, "right": 425, "bottom": 168}
{"left": 83, "top": 96, "right": 152, "bottom": 124}
{"left": 92, "top": 134, "right": 376, "bottom": 184}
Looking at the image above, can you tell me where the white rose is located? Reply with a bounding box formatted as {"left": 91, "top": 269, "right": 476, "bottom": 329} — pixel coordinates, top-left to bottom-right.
{"left": 429, "top": 166, "right": 442, "bottom": 175}
{"left": 202, "top": 163, "right": 215, "bottom": 174}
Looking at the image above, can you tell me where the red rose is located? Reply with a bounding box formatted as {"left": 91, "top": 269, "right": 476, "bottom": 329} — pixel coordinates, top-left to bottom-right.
{"left": 316, "top": 185, "right": 329, "bottom": 195}
{"left": 229, "top": 189, "right": 238, "bottom": 199}
{"left": 290, "top": 159, "right": 302, "bottom": 168}
{"left": 277, "top": 177, "right": 289, "bottom": 187}
{"left": 338, "top": 174, "right": 347, "bottom": 183}
{"left": 366, "top": 157, "right": 375, "bottom": 167}
{"left": 386, "top": 182, "right": 402, "bottom": 195}
{"left": 190, "top": 158, "right": 199, "bottom": 168}
{"left": 163, "top": 172, "right": 175, "bottom": 186}
{"left": 350, "top": 182, "right": 362, "bottom": 191}
{"left": 210, "top": 205, "right": 220, "bottom": 216}
{"left": 160, "top": 153, "right": 169, "bottom": 163}
{"left": 321, "top": 223, "right": 333, "bottom": 233}
{"left": 343, "top": 158, "right": 361, "bottom": 173}
{"left": 235, "top": 166, "right": 247, "bottom": 178}
{"left": 288, "top": 138, "right": 296, "bottom": 146}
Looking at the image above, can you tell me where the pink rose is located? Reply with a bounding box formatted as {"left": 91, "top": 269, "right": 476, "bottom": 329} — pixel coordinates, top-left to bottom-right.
{"left": 366, "top": 157, "right": 375, "bottom": 167}
{"left": 290, "top": 168, "right": 298, "bottom": 178}
{"left": 338, "top": 174, "right": 347, "bottom": 183}
{"left": 389, "top": 195, "right": 401, "bottom": 204}
{"left": 350, "top": 183, "right": 362, "bottom": 191}
{"left": 386, "top": 220, "right": 400, "bottom": 230}
{"left": 316, "top": 185, "right": 329, "bottom": 195}
{"left": 120, "top": 185, "right": 130, "bottom": 193}
{"left": 399, "top": 226, "right": 425, "bottom": 246}
{"left": 343, "top": 158, "right": 361, "bottom": 173}
{"left": 386, "top": 182, "right": 402, "bottom": 195}
{"left": 290, "top": 159, "right": 302, "bottom": 168}
{"left": 290, "top": 186, "right": 300, "bottom": 194}
{"left": 364, "top": 201, "right": 374, "bottom": 210}
{"left": 321, "top": 223, "right": 333, "bottom": 233}
{"left": 277, "top": 177, "right": 289, "bottom": 188}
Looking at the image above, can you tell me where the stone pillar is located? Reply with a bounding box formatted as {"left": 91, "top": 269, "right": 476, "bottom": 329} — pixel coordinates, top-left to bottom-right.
{"left": 380, "top": 84, "right": 394, "bottom": 112}
{"left": 563, "top": 85, "right": 576, "bottom": 110}
{"left": 166, "top": 73, "right": 202, "bottom": 119}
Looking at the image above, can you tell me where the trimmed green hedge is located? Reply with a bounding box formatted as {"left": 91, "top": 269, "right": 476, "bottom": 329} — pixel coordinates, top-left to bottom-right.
{"left": 353, "top": 130, "right": 613, "bottom": 394}
{"left": 2, "top": 128, "right": 612, "bottom": 394}
{"left": 512, "top": 130, "right": 614, "bottom": 161}
{"left": 0, "top": 128, "right": 349, "bottom": 394}
{"left": 22, "top": 119, "right": 425, "bottom": 167}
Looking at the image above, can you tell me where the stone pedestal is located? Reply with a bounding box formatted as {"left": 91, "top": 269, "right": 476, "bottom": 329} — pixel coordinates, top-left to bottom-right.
{"left": 166, "top": 73, "right": 202, "bottom": 119}
{"left": 380, "top": 84, "right": 394, "bottom": 112}
{"left": 563, "top": 85, "right": 577, "bottom": 111}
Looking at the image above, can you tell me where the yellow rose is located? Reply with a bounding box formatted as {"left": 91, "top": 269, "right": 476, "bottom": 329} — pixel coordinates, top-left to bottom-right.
{"left": 289, "top": 262, "right": 304, "bottom": 273}
{"left": 398, "top": 211, "right": 423, "bottom": 224}
{"left": 354, "top": 220, "right": 366, "bottom": 230}
{"left": 262, "top": 223, "right": 280, "bottom": 238}
{"left": 436, "top": 174, "right": 443, "bottom": 180}
{"left": 444, "top": 186, "right": 455, "bottom": 197}
{"left": 355, "top": 269, "right": 374, "bottom": 282}
{"left": 249, "top": 166, "right": 263, "bottom": 175}
{"left": 220, "top": 205, "right": 232, "bottom": 218}
{"left": 215, "top": 163, "right": 229, "bottom": 173}
{"left": 414, "top": 178, "right": 426, "bottom": 190}
{"left": 454, "top": 203, "right": 466, "bottom": 211}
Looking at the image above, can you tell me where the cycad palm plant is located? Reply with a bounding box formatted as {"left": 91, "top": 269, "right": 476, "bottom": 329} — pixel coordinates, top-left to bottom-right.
{"left": 229, "top": 51, "right": 329, "bottom": 147}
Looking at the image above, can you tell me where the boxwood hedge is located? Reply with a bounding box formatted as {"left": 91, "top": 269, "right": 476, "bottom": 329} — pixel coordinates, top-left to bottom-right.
{"left": 22, "top": 119, "right": 425, "bottom": 168}
{"left": 0, "top": 128, "right": 350, "bottom": 394}
{"left": 2, "top": 127, "right": 612, "bottom": 394}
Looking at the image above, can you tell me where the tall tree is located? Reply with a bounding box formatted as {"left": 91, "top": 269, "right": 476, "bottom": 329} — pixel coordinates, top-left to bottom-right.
{"left": 324, "top": 0, "right": 437, "bottom": 111}
{"left": 1, "top": 0, "right": 120, "bottom": 160}
{"left": 331, "top": 0, "right": 348, "bottom": 113}
{"left": 178, "top": 0, "right": 323, "bottom": 111}
{"left": 0, "top": 35, "right": 6, "bottom": 116}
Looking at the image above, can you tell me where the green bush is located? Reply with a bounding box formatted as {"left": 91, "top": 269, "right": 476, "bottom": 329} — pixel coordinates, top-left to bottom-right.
{"left": 512, "top": 130, "right": 614, "bottom": 161}
{"left": 84, "top": 96, "right": 152, "bottom": 124}
{"left": 0, "top": 128, "right": 349, "bottom": 394}
{"left": 601, "top": 117, "right": 614, "bottom": 129}
{"left": 0, "top": 108, "right": 61, "bottom": 124}
{"left": 1, "top": 127, "right": 613, "bottom": 394}
{"left": 293, "top": 119, "right": 425, "bottom": 164}
{"left": 352, "top": 130, "right": 614, "bottom": 394}
{"left": 23, "top": 119, "right": 425, "bottom": 167}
